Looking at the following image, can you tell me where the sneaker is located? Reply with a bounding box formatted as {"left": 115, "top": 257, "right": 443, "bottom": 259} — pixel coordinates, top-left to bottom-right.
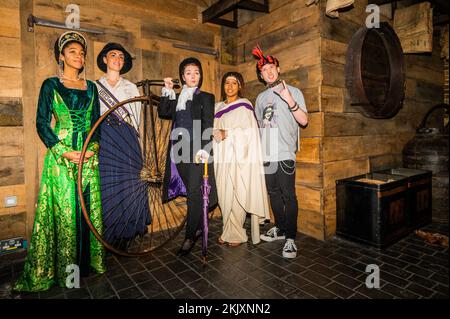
{"left": 260, "top": 226, "right": 285, "bottom": 242}
{"left": 282, "top": 239, "right": 297, "bottom": 259}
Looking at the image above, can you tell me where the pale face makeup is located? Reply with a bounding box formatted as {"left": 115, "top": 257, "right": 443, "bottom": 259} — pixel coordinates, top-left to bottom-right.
{"left": 182, "top": 64, "right": 200, "bottom": 88}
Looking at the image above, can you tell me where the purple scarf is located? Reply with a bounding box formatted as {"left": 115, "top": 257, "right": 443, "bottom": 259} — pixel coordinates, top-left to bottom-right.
{"left": 214, "top": 102, "right": 255, "bottom": 119}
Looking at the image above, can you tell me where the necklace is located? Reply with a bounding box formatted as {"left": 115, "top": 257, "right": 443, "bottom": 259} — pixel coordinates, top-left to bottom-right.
{"left": 60, "top": 74, "right": 81, "bottom": 81}
{"left": 60, "top": 77, "right": 87, "bottom": 89}
{"left": 267, "top": 79, "right": 282, "bottom": 88}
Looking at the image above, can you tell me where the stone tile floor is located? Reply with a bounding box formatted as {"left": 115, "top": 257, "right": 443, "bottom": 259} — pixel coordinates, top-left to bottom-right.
{"left": 0, "top": 218, "right": 448, "bottom": 299}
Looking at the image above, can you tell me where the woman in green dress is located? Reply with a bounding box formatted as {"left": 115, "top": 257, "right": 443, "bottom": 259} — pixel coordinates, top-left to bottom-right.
{"left": 14, "top": 31, "right": 106, "bottom": 292}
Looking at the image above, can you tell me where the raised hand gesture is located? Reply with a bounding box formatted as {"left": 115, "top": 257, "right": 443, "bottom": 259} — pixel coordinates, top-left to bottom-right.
{"left": 273, "top": 80, "right": 295, "bottom": 107}
{"left": 163, "top": 77, "right": 174, "bottom": 90}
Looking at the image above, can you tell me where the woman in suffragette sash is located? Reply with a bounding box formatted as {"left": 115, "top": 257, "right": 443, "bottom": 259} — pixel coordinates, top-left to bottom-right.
{"left": 95, "top": 43, "right": 151, "bottom": 249}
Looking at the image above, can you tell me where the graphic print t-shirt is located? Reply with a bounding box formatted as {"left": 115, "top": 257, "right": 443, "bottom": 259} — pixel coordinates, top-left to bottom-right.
{"left": 255, "top": 84, "right": 307, "bottom": 162}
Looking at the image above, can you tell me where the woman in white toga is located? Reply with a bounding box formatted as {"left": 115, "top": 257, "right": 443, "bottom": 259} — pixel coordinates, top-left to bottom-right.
{"left": 213, "top": 72, "right": 270, "bottom": 246}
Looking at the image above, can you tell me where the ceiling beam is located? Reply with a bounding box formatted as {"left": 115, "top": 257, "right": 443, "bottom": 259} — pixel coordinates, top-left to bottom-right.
{"left": 238, "top": 0, "right": 269, "bottom": 13}
{"left": 367, "top": 0, "right": 400, "bottom": 5}
{"left": 202, "top": 0, "right": 241, "bottom": 23}
{"left": 208, "top": 17, "right": 238, "bottom": 28}
{"left": 206, "top": 7, "right": 238, "bottom": 28}
{"left": 368, "top": 0, "right": 448, "bottom": 13}
{"left": 434, "top": 14, "right": 449, "bottom": 25}
{"left": 202, "top": 0, "right": 269, "bottom": 25}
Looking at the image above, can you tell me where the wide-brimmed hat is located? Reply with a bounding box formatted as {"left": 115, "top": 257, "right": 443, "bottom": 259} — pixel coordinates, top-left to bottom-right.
{"left": 97, "top": 42, "right": 133, "bottom": 74}
{"left": 179, "top": 57, "right": 203, "bottom": 89}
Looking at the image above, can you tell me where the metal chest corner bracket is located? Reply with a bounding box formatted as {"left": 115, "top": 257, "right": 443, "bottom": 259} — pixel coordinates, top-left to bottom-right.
{"left": 27, "top": 14, "right": 104, "bottom": 34}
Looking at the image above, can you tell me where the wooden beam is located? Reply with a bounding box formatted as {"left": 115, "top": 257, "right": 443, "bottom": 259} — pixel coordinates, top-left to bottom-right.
{"left": 369, "top": 0, "right": 449, "bottom": 13}
{"left": 238, "top": 0, "right": 269, "bottom": 13}
{"left": 367, "top": 0, "right": 402, "bottom": 5}
{"left": 434, "top": 14, "right": 449, "bottom": 25}
{"left": 202, "top": 0, "right": 241, "bottom": 23}
{"left": 0, "top": 127, "right": 24, "bottom": 157}
{"left": 0, "top": 67, "right": 22, "bottom": 97}
{"left": 20, "top": 0, "right": 38, "bottom": 242}
{"left": 0, "top": 97, "right": 22, "bottom": 126}
{"left": 209, "top": 17, "right": 238, "bottom": 28}
{"left": 202, "top": 0, "right": 269, "bottom": 26}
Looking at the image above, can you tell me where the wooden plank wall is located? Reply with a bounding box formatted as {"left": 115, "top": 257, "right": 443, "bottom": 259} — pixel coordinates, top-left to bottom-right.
{"left": 1, "top": 0, "right": 222, "bottom": 240}
{"left": 1, "top": 0, "right": 445, "bottom": 243}
{"left": 319, "top": 0, "right": 444, "bottom": 239}
{"left": 30, "top": 0, "right": 221, "bottom": 95}
{"left": 0, "top": 0, "right": 26, "bottom": 240}
{"left": 224, "top": 0, "right": 444, "bottom": 241}
{"left": 224, "top": 0, "right": 324, "bottom": 239}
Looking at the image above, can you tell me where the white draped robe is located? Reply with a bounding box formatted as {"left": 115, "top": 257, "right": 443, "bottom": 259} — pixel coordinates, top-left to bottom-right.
{"left": 213, "top": 98, "right": 270, "bottom": 244}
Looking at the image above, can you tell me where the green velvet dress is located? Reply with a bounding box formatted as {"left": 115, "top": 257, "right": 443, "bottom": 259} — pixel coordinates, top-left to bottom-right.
{"left": 14, "top": 77, "right": 106, "bottom": 292}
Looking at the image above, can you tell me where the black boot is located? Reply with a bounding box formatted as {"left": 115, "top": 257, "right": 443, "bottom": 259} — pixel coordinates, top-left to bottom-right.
{"left": 194, "top": 229, "right": 202, "bottom": 242}
{"left": 176, "top": 239, "right": 195, "bottom": 257}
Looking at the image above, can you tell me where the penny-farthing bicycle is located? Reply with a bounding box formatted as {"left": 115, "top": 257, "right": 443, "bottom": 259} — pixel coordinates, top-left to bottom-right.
{"left": 77, "top": 79, "right": 188, "bottom": 257}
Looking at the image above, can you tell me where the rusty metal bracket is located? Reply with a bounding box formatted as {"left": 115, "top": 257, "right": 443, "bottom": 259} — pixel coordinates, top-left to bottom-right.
{"left": 27, "top": 14, "right": 104, "bottom": 34}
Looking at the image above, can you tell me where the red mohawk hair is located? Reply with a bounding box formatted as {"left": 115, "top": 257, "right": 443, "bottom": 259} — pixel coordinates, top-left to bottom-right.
{"left": 252, "top": 45, "right": 279, "bottom": 71}
{"left": 252, "top": 45, "right": 264, "bottom": 60}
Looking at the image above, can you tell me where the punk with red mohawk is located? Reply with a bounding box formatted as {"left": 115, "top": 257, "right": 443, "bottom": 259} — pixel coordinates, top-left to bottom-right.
{"left": 253, "top": 44, "right": 309, "bottom": 261}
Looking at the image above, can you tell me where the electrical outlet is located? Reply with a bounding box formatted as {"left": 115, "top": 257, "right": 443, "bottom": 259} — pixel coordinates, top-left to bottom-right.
{"left": 4, "top": 196, "right": 17, "bottom": 208}
{"left": 0, "top": 237, "right": 26, "bottom": 254}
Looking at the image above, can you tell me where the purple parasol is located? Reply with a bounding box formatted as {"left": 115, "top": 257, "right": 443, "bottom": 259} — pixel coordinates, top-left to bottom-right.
{"left": 200, "top": 161, "right": 211, "bottom": 262}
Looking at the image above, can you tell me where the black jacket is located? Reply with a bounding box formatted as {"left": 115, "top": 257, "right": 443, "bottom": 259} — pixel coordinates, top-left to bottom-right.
{"left": 158, "top": 89, "right": 218, "bottom": 208}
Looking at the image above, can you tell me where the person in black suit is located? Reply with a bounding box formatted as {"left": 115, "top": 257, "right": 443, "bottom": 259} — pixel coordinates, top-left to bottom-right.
{"left": 158, "top": 57, "right": 217, "bottom": 257}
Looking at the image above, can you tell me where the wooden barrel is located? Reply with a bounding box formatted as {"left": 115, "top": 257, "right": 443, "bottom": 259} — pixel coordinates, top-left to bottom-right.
{"left": 345, "top": 22, "right": 405, "bottom": 119}
{"left": 403, "top": 104, "right": 449, "bottom": 223}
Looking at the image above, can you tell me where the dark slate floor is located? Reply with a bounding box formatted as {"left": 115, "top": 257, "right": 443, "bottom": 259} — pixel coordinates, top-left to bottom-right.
{"left": 1, "top": 218, "right": 448, "bottom": 299}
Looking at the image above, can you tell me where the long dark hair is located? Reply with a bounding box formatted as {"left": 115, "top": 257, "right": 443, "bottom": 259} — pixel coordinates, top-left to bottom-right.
{"left": 221, "top": 72, "right": 245, "bottom": 101}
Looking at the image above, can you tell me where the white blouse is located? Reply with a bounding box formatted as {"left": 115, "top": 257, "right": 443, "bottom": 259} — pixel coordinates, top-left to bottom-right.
{"left": 96, "top": 76, "right": 141, "bottom": 130}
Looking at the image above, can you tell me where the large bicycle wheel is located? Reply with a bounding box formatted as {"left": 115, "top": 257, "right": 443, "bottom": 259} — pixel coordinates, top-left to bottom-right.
{"left": 77, "top": 95, "right": 187, "bottom": 257}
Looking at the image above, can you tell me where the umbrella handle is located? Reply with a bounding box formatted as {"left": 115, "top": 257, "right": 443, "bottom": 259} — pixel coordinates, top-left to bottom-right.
{"left": 203, "top": 161, "right": 208, "bottom": 178}
{"left": 195, "top": 149, "right": 209, "bottom": 177}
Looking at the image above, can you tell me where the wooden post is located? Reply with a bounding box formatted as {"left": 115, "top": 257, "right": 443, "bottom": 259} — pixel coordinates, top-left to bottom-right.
{"left": 20, "top": 0, "right": 38, "bottom": 241}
